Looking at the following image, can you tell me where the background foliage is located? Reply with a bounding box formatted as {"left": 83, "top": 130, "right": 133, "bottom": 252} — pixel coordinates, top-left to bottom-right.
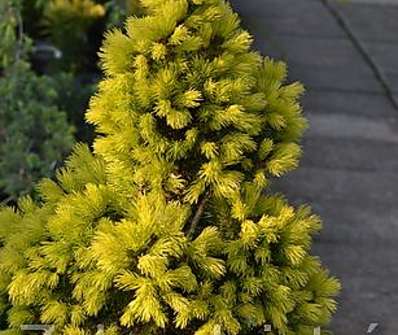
{"left": 0, "top": 0, "right": 74, "bottom": 201}
{"left": 0, "top": 0, "right": 143, "bottom": 202}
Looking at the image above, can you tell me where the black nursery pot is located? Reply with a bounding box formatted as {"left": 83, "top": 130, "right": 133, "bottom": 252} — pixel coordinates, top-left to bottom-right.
{"left": 29, "top": 41, "right": 63, "bottom": 75}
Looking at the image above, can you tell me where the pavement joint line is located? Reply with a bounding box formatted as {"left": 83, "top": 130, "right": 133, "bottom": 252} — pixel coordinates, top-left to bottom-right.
{"left": 320, "top": 0, "right": 398, "bottom": 111}
{"left": 270, "top": 31, "right": 398, "bottom": 45}
{"left": 348, "top": 0, "right": 398, "bottom": 5}
{"left": 300, "top": 161, "right": 397, "bottom": 174}
{"left": 268, "top": 32, "right": 350, "bottom": 41}
{"left": 258, "top": 31, "right": 346, "bottom": 40}
{"left": 354, "top": 37, "right": 398, "bottom": 45}
{"left": 302, "top": 86, "right": 386, "bottom": 96}
{"left": 306, "top": 112, "right": 398, "bottom": 121}
{"left": 281, "top": 165, "right": 398, "bottom": 177}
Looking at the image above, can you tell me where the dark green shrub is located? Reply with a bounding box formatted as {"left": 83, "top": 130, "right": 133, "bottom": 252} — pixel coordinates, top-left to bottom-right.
{"left": 0, "top": 0, "right": 74, "bottom": 201}
{"left": 0, "top": 63, "right": 74, "bottom": 200}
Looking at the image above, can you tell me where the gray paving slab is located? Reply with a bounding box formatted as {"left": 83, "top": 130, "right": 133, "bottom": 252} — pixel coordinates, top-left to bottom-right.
{"left": 289, "top": 64, "right": 384, "bottom": 93}
{"left": 300, "top": 136, "right": 398, "bottom": 172}
{"left": 349, "top": 0, "right": 398, "bottom": 3}
{"left": 254, "top": 35, "right": 384, "bottom": 93}
{"left": 313, "top": 242, "right": 398, "bottom": 334}
{"left": 272, "top": 167, "right": 398, "bottom": 206}
{"left": 386, "top": 73, "right": 398, "bottom": 93}
{"left": 365, "top": 42, "right": 398, "bottom": 74}
{"left": 364, "top": 42, "right": 398, "bottom": 92}
{"left": 305, "top": 112, "right": 398, "bottom": 142}
{"left": 330, "top": 1, "right": 398, "bottom": 43}
{"left": 260, "top": 36, "right": 370, "bottom": 70}
{"left": 231, "top": 0, "right": 323, "bottom": 16}
{"left": 302, "top": 90, "right": 397, "bottom": 118}
{"left": 230, "top": 0, "right": 345, "bottom": 38}
{"left": 310, "top": 199, "right": 398, "bottom": 243}
{"left": 329, "top": 1, "right": 398, "bottom": 93}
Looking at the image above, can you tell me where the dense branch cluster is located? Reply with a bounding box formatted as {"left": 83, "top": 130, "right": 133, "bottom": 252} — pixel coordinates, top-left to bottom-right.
{"left": 0, "top": 0, "right": 339, "bottom": 334}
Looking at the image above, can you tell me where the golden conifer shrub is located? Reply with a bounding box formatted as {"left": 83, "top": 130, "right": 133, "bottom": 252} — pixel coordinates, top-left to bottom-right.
{"left": 0, "top": 0, "right": 340, "bottom": 334}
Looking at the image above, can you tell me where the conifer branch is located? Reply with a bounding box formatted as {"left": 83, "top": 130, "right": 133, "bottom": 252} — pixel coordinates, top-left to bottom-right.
{"left": 187, "top": 192, "right": 209, "bottom": 238}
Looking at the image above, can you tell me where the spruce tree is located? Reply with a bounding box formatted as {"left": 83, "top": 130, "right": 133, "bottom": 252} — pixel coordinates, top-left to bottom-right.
{"left": 0, "top": 0, "right": 340, "bottom": 334}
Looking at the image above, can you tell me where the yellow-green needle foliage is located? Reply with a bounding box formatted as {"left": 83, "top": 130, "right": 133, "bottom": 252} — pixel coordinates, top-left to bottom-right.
{"left": 0, "top": 0, "right": 340, "bottom": 334}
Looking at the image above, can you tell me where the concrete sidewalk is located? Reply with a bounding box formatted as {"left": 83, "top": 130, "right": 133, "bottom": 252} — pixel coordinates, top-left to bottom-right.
{"left": 230, "top": 0, "right": 398, "bottom": 333}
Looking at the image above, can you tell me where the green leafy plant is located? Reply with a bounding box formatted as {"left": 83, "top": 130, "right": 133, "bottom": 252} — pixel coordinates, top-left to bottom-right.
{"left": 0, "top": 0, "right": 74, "bottom": 201}
{"left": 0, "top": 0, "right": 340, "bottom": 334}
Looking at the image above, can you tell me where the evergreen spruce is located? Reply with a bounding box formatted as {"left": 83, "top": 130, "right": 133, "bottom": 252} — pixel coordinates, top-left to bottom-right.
{"left": 0, "top": 0, "right": 340, "bottom": 334}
